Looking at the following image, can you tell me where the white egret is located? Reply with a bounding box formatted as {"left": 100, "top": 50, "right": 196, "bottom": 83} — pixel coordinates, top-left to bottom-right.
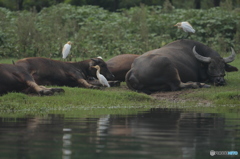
{"left": 97, "top": 56, "right": 103, "bottom": 59}
{"left": 174, "top": 22, "right": 195, "bottom": 33}
{"left": 93, "top": 65, "right": 110, "bottom": 87}
{"left": 62, "top": 41, "right": 72, "bottom": 59}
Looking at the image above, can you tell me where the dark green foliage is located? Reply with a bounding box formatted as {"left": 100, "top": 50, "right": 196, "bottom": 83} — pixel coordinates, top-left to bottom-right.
{"left": 0, "top": 4, "right": 239, "bottom": 59}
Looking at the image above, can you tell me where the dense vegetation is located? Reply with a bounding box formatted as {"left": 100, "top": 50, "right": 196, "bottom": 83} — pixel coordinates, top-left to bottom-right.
{"left": 0, "top": 3, "right": 239, "bottom": 60}
{"left": 1, "top": 0, "right": 238, "bottom": 12}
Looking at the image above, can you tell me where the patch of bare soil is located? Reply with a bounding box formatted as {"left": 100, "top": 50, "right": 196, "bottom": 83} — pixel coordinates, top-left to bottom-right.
{"left": 120, "top": 83, "right": 211, "bottom": 105}
{"left": 121, "top": 84, "right": 194, "bottom": 101}
{"left": 150, "top": 89, "right": 212, "bottom": 106}
{"left": 150, "top": 89, "right": 193, "bottom": 101}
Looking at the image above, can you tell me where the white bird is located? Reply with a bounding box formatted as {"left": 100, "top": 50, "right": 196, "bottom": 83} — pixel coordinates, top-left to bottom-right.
{"left": 97, "top": 56, "right": 103, "bottom": 59}
{"left": 93, "top": 65, "right": 110, "bottom": 87}
{"left": 174, "top": 21, "right": 195, "bottom": 33}
{"left": 62, "top": 41, "right": 72, "bottom": 59}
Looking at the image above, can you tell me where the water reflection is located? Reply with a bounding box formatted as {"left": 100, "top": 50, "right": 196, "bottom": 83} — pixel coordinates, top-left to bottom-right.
{"left": 0, "top": 108, "right": 239, "bottom": 159}
{"left": 63, "top": 128, "right": 72, "bottom": 159}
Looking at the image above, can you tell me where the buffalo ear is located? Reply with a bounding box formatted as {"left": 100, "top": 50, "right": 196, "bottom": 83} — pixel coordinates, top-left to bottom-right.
{"left": 225, "top": 64, "right": 238, "bottom": 72}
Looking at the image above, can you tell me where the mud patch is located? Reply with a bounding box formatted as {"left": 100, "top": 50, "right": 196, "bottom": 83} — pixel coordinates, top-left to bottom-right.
{"left": 150, "top": 89, "right": 212, "bottom": 106}
{"left": 150, "top": 90, "right": 193, "bottom": 101}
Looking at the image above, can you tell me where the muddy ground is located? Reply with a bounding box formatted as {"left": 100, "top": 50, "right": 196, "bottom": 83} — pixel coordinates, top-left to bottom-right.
{"left": 150, "top": 90, "right": 192, "bottom": 100}
{"left": 150, "top": 89, "right": 212, "bottom": 106}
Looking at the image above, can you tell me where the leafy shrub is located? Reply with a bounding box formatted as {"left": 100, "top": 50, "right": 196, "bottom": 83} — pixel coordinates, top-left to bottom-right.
{"left": 0, "top": 4, "right": 239, "bottom": 59}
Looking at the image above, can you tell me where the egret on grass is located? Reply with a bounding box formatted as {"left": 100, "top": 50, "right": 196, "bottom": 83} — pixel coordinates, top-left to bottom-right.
{"left": 62, "top": 41, "right": 72, "bottom": 60}
{"left": 174, "top": 22, "right": 195, "bottom": 39}
{"left": 92, "top": 65, "right": 110, "bottom": 87}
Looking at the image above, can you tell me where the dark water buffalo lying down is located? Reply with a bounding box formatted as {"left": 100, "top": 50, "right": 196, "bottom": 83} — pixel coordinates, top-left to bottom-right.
{"left": 0, "top": 64, "right": 64, "bottom": 96}
{"left": 15, "top": 57, "right": 115, "bottom": 88}
{"left": 106, "top": 54, "right": 139, "bottom": 81}
{"left": 126, "top": 39, "right": 238, "bottom": 94}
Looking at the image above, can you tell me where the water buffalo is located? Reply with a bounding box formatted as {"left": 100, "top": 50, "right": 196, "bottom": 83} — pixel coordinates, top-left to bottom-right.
{"left": 0, "top": 64, "right": 64, "bottom": 96}
{"left": 126, "top": 39, "right": 238, "bottom": 94}
{"left": 15, "top": 57, "right": 115, "bottom": 88}
{"left": 106, "top": 54, "right": 139, "bottom": 81}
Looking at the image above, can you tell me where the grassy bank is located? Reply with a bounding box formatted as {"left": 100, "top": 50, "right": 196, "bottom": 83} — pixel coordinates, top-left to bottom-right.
{"left": 0, "top": 86, "right": 156, "bottom": 115}
{"left": 0, "top": 79, "right": 239, "bottom": 117}
{"left": 179, "top": 57, "right": 240, "bottom": 105}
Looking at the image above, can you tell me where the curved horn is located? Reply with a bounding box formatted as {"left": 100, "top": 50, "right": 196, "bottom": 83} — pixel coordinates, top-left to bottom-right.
{"left": 223, "top": 47, "right": 236, "bottom": 63}
{"left": 192, "top": 46, "right": 211, "bottom": 63}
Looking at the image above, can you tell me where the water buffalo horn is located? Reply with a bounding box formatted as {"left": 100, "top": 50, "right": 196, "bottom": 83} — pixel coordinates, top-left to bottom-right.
{"left": 223, "top": 47, "right": 236, "bottom": 63}
{"left": 192, "top": 46, "right": 211, "bottom": 63}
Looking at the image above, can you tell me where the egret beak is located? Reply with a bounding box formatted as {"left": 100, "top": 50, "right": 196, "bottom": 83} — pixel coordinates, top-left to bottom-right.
{"left": 174, "top": 23, "right": 181, "bottom": 27}
{"left": 92, "top": 66, "right": 99, "bottom": 70}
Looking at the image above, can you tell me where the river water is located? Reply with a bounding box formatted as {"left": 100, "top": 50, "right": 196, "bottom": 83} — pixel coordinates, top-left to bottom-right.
{"left": 0, "top": 108, "right": 239, "bottom": 159}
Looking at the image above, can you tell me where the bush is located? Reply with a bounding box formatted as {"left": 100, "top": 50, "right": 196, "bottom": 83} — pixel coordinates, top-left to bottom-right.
{"left": 0, "top": 4, "right": 239, "bottom": 59}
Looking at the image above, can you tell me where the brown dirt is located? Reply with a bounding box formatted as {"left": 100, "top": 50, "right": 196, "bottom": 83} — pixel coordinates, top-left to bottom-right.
{"left": 150, "top": 89, "right": 194, "bottom": 101}
{"left": 150, "top": 89, "right": 212, "bottom": 106}
{"left": 120, "top": 84, "right": 194, "bottom": 101}
{"left": 119, "top": 83, "right": 211, "bottom": 105}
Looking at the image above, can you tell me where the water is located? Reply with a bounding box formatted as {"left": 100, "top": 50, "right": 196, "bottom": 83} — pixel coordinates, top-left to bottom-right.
{"left": 0, "top": 108, "right": 239, "bottom": 159}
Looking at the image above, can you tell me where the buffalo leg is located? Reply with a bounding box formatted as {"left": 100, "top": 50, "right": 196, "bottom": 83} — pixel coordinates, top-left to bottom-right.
{"left": 88, "top": 79, "right": 121, "bottom": 87}
{"left": 125, "top": 70, "right": 140, "bottom": 91}
{"left": 172, "top": 69, "right": 211, "bottom": 90}
{"left": 39, "top": 86, "right": 65, "bottom": 94}
{"left": 180, "top": 82, "right": 211, "bottom": 89}
{"left": 26, "top": 81, "right": 64, "bottom": 95}
{"left": 66, "top": 71, "right": 100, "bottom": 89}
{"left": 77, "top": 79, "right": 100, "bottom": 89}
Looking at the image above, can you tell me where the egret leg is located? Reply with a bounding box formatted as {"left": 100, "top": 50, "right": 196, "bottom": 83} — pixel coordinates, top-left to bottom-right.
{"left": 183, "top": 33, "right": 189, "bottom": 39}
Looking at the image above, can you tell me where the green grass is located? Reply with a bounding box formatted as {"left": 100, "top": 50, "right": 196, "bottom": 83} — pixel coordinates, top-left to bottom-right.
{"left": 0, "top": 86, "right": 159, "bottom": 116}
{"left": 180, "top": 57, "right": 240, "bottom": 106}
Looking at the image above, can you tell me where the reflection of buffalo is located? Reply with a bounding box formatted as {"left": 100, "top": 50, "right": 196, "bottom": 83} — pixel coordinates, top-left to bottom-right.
{"left": 96, "top": 108, "right": 229, "bottom": 158}
{"left": 106, "top": 54, "right": 139, "bottom": 81}
{"left": 126, "top": 40, "right": 238, "bottom": 94}
{"left": 0, "top": 109, "right": 234, "bottom": 159}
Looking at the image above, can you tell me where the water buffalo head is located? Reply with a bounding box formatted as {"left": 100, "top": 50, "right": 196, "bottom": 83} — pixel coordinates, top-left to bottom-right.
{"left": 193, "top": 46, "right": 236, "bottom": 86}
{"left": 90, "top": 58, "right": 115, "bottom": 80}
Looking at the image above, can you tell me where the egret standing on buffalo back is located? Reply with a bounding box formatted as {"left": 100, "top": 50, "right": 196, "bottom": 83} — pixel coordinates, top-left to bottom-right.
{"left": 174, "top": 22, "right": 195, "bottom": 39}
{"left": 62, "top": 41, "right": 72, "bottom": 60}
